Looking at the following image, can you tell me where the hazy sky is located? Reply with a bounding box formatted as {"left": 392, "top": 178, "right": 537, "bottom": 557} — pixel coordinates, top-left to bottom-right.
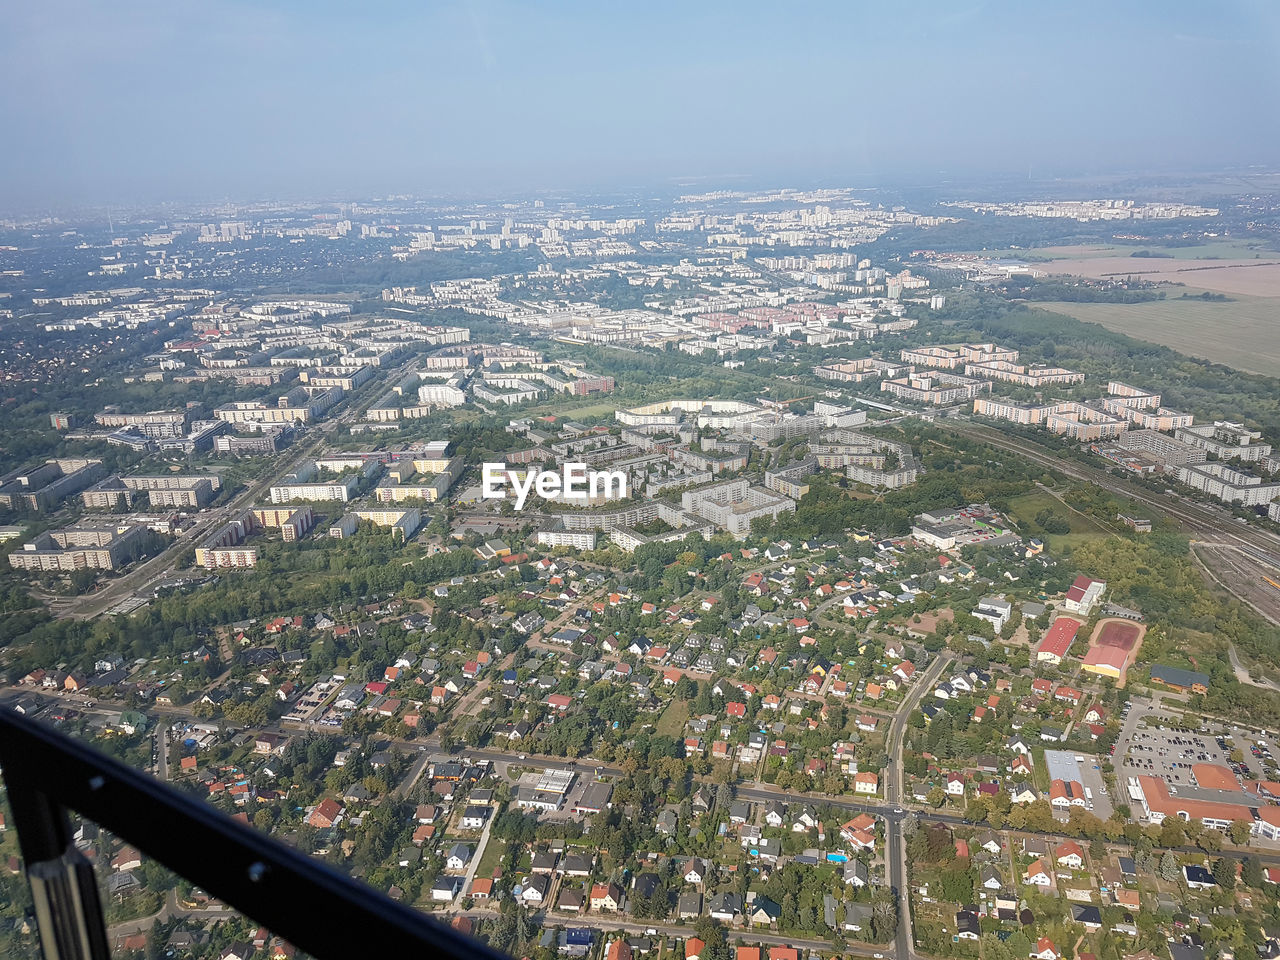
{"left": 3, "top": 0, "right": 1280, "bottom": 207}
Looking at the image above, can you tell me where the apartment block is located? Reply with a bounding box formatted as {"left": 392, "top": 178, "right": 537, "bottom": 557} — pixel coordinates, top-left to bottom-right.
{"left": 0, "top": 460, "right": 107, "bottom": 512}
{"left": 536, "top": 528, "right": 599, "bottom": 551}
{"left": 349, "top": 508, "right": 421, "bottom": 540}
{"left": 9, "top": 523, "right": 150, "bottom": 572}
{"left": 194, "top": 513, "right": 258, "bottom": 568}
{"left": 94, "top": 410, "right": 186, "bottom": 439}
{"left": 682, "top": 479, "right": 795, "bottom": 538}
{"left": 882, "top": 372, "right": 990, "bottom": 406}
{"left": 270, "top": 476, "right": 358, "bottom": 505}
{"left": 964, "top": 360, "right": 1084, "bottom": 387}
{"left": 1116, "top": 430, "right": 1204, "bottom": 468}
{"left": 1175, "top": 462, "right": 1280, "bottom": 506}
{"left": 1175, "top": 421, "right": 1273, "bottom": 462}
{"left": 900, "top": 342, "right": 1018, "bottom": 370}
{"left": 251, "top": 505, "right": 316, "bottom": 541}
{"left": 120, "top": 475, "right": 221, "bottom": 508}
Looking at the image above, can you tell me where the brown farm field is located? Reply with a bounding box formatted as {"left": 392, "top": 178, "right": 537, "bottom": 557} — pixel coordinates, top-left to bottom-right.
{"left": 1035, "top": 296, "right": 1280, "bottom": 377}
{"left": 1040, "top": 256, "right": 1280, "bottom": 297}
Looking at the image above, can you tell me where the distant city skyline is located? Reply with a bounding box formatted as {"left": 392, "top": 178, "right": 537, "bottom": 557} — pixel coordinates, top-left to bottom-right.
{"left": 3, "top": 0, "right": 1280, "bottom": 207}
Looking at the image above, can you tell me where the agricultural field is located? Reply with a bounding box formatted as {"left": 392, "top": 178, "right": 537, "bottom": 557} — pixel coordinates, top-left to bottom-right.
{"left": 1034, "top": 295, "right": 1280, "bottom": 377}
{"left": 1007, "top": 239, "right": 1276, "bottom": 262}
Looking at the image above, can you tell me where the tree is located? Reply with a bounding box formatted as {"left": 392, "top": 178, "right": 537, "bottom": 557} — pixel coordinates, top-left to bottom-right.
{"left": 1228, "top": 820, "right": 1253, "bottom": 846}
{"left": 1196, "top": 830, "right": 1222, "bottom": 854}
{"left": 797, "top": 905, "right": 815, "bottom": 931}
{"left": 1212, "top": 857, "right": 1236, "bottom": 890}
{"left": 1242, "top": 856, "right": 1264, "bottom": 889}
{"left": 715, "top": 782, "right": 733, "bottom": 810}
{"left": 1159, "top": 851, "right": 1180, "bottom": 882}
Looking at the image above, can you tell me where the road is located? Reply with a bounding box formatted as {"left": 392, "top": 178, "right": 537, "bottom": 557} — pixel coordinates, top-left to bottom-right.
{"left": 155, "top": 723, "right": 168, "bottom": 781}
{"left": 54, "top": 362, "right": 402, "bottom": 622}
{"left": 882, "top": 653, "right": 951, "bottom": 960}
{"left": 108, "top": 888, "right": 231, "bottom": 942}
{"left": 453, "top": 906, "right": 877, "bottom": 956}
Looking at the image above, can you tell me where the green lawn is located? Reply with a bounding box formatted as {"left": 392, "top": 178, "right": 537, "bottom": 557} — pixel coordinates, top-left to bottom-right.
{"left": 655, "top": 699, "right": 690, "bottom": 738}
{"left": 1006, "top": 489, "right": 1113, "bottom": 553}
{"left": 475, "top": 835, "right": 507, "bottom": 880}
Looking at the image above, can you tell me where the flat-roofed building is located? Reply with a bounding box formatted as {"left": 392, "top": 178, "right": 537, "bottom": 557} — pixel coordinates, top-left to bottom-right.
{"left": 352, "top": 508, "right": 421, "bottom": 540}
{"left": 93, "top": 410, "right": 186, "bottom": 439}
{"left": 1175, "top": 421, "right": 1272, "bottom": 461}
{"left": 536, "top": 528, "right": 599, "bottom": 551}
{"left": 8, "top": 522, "right": 151, "bottom": 572}
{"left": 251, "top": 506, "right": 315, "bottom": 542}
{"left": 682, "top": 479, "right": 795, "bottom": 538}
{"left": 1176, "top": 462, "right": 1280, "bottom": 506}
{"left": 882, "top": 372, "right": 989, "bottom": 406}
{"left": 194, "top": 513, "right": 257, "bottom": 568}
{"left": 1116, "top": 429, "right": 1204, "bottom": 468}
{"left": 270, "top": 476, "right": 358, "bottom": 505}
{"left": 120, "top": 475, "right": 220, "bottom": 508}
{"left": 81, "top": 476, "right": 137, "bottom": 510}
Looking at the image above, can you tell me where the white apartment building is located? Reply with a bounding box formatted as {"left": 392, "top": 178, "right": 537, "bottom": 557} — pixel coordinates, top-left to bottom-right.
{"left": 1175, "top": 462, "right": 1280, "bottom": 506}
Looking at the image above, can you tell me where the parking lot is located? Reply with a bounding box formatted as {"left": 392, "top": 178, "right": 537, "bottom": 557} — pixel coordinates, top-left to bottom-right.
{"left": 1112, "top": 696, "right": 1280, "bottom": 787}
{"left": 1213, "top": 726, "right": 1280, "bottom": 782}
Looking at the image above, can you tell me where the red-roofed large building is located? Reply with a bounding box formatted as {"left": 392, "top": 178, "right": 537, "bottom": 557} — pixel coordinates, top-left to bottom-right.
{"left": 1063, "top": 575, "right": 1106, "bottom": 616}
{"left": 1135, "top": 774, "right": 1254, "bottom": 831}
{"left": 1256, "top": 807, "right": 1280, "bottom": 842}
{"left": 1036, "top": 618, "right": 1079, "bottom": 664}
{"left": 1082, "top": 644, "right": 1128, "bottom": 680}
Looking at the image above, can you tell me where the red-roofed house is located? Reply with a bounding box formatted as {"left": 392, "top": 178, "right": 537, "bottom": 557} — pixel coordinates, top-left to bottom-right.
{"left": 307, "top": 798, "right": 344, "bottom": 828}
{"left": 1054, "top": 840, "right": 1084, "bottom": 868}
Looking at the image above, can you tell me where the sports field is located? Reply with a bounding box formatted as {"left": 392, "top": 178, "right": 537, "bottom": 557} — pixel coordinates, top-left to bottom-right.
{"left": 1095, "top": 620, "right": 1141, "bottom": 651}
{"left": 1083, "top": 617, "right": 1148, "bottom": 686}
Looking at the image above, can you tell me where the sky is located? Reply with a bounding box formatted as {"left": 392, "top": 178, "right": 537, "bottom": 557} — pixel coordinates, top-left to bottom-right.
{"left": 3, "top": 0, "right": 1280, "bottom": 208}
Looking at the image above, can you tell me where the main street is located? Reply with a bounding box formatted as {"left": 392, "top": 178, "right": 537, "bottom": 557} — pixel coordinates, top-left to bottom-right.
{"left": 55, "top": 357, "right": 406, "bottom": 622}
{"left": 882, "top": 652, "right": 952, "bottom": 960}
